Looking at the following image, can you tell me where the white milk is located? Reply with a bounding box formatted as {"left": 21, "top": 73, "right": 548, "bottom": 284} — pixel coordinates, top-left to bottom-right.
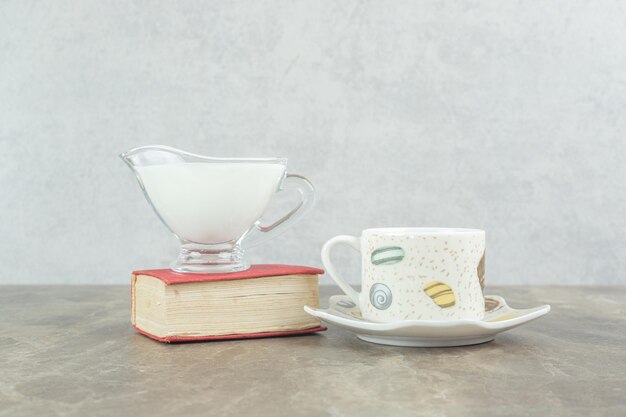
{"left": 135, "top": 162, "right": 286, "bottom": 244}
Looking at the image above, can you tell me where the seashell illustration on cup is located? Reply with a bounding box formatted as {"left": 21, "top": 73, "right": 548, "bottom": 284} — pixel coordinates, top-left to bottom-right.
{"left": 370, "top": 246, "right": 405, "bottom": 266}
{"left": 370, "top": 283, "right": 393, "bottom": 310}
{"left": 423, "top": 281, "right": 456, "bottom": 308}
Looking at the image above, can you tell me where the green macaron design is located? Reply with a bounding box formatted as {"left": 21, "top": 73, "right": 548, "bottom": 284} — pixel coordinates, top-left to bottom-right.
{"left": 371, "top": 246, "right": 405, "bottom": 266}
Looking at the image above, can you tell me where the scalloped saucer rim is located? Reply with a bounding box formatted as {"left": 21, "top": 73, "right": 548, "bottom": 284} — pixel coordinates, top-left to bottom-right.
{"left": 304, "top": 294, "right": 550, "bottom": 347}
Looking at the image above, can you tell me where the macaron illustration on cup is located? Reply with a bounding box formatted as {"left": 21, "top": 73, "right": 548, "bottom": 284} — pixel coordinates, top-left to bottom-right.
{"left": 321, "top": 228, "right": 486, "bottom": 322}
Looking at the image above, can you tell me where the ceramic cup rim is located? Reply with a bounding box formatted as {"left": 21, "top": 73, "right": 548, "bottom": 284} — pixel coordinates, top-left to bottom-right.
{"left": 362, "top": 227, "right": 485, "bottom": 237}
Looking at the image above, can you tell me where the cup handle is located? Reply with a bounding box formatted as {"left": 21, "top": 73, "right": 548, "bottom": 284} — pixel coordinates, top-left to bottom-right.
{"left": 243, "top": 173, "right": 315, "bottom": 248}
{"left": 320, "top": 235, "right": 361, "bottom": 305}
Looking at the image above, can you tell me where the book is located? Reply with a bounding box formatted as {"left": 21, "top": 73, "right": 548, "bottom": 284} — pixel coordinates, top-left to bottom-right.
{"left": 131, "top": 264, "right": 326, "bottom": 343}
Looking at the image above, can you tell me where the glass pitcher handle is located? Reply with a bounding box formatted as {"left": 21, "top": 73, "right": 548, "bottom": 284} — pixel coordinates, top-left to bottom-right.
{"left": 243, "top": 174, "right": 315, "bottom": 248}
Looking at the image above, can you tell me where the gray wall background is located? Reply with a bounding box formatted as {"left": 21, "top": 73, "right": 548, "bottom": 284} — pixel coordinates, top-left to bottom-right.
{"left": 1, "top": 0, "right": 625, "bottom": 285}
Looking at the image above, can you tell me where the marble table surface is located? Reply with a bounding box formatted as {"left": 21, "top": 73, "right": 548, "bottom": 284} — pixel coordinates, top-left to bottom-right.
{"left": 1, "top": 285, "right": 625, "bottom": 417}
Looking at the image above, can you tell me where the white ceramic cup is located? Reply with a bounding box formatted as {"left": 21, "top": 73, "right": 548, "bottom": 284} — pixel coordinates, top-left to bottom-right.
{"left": 321, "top": 228, "right": 486, "bottom": 322}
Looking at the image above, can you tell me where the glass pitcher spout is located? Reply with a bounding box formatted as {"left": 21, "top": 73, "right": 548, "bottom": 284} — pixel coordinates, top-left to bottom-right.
{"left": 120, "top": 145, "right": 287, "bottom": 169}
{"left": 120, "top": 145, "right": 315, "bottom": 273}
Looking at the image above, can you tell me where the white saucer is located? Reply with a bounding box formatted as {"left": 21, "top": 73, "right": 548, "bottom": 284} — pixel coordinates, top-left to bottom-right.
{"left": 304, "top": 295, "right": 550, "bottom": 347}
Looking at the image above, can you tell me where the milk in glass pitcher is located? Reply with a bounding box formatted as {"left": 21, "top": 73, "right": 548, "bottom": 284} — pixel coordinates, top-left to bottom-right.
{"left": 120, "top": 145, "right": 315, "bottom": 273}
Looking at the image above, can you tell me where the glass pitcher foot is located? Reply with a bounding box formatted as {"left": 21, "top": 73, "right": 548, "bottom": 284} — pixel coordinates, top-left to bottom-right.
{"left": 170, "top": 243, "right": 249, "bottom": 274}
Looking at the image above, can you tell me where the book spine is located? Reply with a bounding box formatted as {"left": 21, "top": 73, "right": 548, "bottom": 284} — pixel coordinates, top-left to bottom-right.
{"left": 131, "top": 274, "right": 137, "bottom": 326}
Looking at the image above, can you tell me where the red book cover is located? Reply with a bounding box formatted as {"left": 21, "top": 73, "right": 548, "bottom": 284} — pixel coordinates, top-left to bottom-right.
{"left": 132, "top": 264, "right": 326, "bottom": 343}
{"left": 133, "top": 326, "right": 327, "bottom": 344}
{"left": 133, "top": 264, "right": 325, "bottom": 285}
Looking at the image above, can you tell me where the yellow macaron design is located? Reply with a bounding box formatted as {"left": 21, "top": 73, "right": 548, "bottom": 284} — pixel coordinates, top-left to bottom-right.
{"left": 423, "top": 281, "right": 456, "bottom": 308}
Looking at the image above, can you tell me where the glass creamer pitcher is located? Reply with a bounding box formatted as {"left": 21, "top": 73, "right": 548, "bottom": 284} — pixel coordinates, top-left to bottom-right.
{"left": 120, "top": 145, "right": 315, "bottom": 273}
